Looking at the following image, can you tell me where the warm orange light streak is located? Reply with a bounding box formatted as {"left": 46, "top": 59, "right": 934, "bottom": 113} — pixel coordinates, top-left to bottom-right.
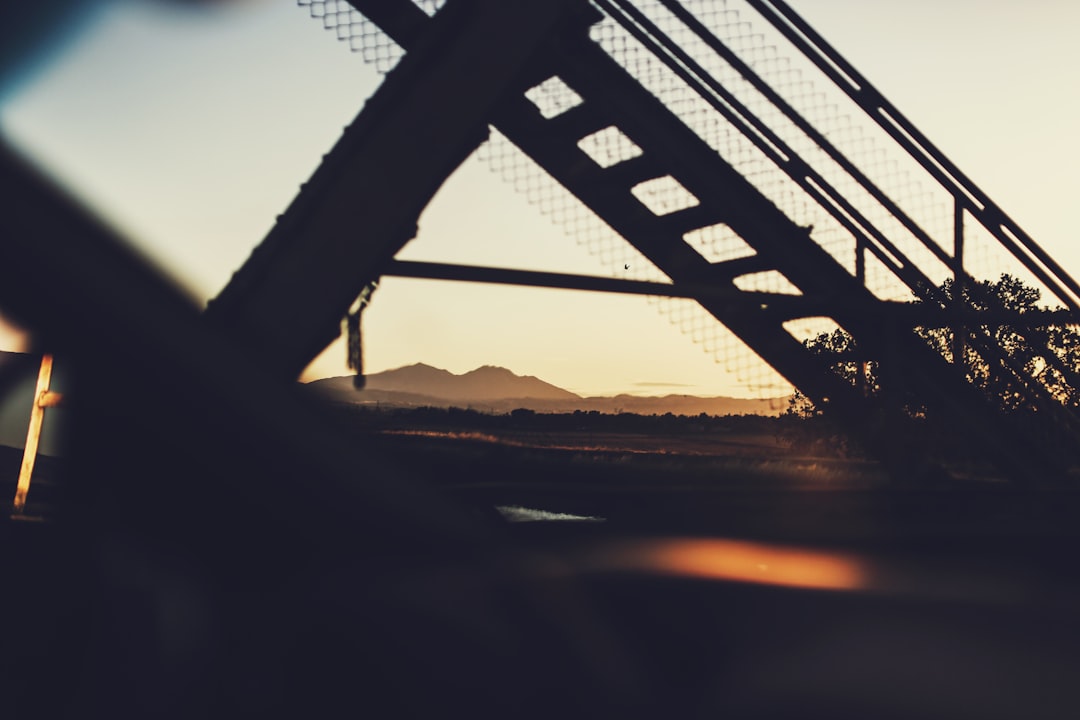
{"left": 13, "top": 354, "right": 53, "bottom": 515}
{"left": 594, "top": 538, "right": 868, "bottom": 592}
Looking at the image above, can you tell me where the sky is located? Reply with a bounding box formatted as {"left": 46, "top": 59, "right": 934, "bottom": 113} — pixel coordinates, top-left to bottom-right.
{"left": 0, "top": 0, "right": 1078, "bottom": 398}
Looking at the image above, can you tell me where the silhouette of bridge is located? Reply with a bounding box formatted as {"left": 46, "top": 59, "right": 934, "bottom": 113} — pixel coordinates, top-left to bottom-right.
{"left": 207, "top": 0, "right": 1080, "bottom": 481}
{"left": 10, "top": 7, "right": 1080, "bottom": 717}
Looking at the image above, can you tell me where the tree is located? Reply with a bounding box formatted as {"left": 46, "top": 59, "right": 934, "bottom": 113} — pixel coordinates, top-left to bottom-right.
{"left": 779, "top": 327, "right": 868, "bottom": 455}
{"left": 914, "top": 274, "right": 1080, "bottom": 412}
{"left": 788, "top": 274, "right": 1080, "bottom": 419}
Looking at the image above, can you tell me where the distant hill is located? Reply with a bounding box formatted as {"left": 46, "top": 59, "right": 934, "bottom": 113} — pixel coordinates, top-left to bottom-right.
{"left": 357, "top": 362, "right": 578, "bottom": 402}
{"left": 307, "top": 363, "right": 786, "bottom": 417}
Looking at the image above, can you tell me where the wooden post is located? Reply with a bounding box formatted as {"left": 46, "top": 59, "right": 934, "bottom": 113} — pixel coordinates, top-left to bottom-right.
{"left": 12, "top": 354, "right": 54, "bottom": 515}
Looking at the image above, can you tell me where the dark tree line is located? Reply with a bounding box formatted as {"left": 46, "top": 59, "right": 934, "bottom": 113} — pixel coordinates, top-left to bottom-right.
{"left": 327, "top": 401, "right": 780, "bottom": 436}
{"left": 784, "top": 274, "right": 1080, "bottom": 457}
{"left": 915, "top": 274, "right": 1080, "bottom": 412}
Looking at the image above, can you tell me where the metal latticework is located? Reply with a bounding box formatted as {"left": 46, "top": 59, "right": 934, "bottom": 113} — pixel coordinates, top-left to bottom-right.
{"left": 288, "top": 0, "right": 1080, "bottom": 475}
{"left": 297, "top": 0, "right": 444, "bottom": 71}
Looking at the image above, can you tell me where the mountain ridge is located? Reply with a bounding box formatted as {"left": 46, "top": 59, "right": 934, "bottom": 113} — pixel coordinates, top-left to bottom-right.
{"left": 308, "top": 363, "right": 787, "bottom": 417}
{"left": 342, "top": 362, "right": 580, "bottom": 401}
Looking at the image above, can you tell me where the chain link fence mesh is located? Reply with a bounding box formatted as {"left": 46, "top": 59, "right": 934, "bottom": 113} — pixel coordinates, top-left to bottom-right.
{"left": 294, "top": 0, "right": 1073, "bottom": 408}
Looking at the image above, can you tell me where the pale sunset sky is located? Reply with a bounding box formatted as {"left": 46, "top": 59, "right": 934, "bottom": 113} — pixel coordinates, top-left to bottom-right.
{"left": 1, "top": 0, "right": 1078, "bottom": 398}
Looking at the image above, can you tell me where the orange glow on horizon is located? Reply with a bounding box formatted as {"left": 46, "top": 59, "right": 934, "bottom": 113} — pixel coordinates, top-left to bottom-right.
{"left": 591, "top": 538, "right": 868, "bottom": 592}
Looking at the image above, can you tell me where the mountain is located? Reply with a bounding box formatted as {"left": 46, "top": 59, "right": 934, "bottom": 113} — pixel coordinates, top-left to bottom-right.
{"left": 311, "top": 362, "right": 579, "bottom": 402}
{"left": 368, "top": 363, "right": 578, "bottom": 401}
{"left": 307, "top": 363, "right": 786, "bottom": 417}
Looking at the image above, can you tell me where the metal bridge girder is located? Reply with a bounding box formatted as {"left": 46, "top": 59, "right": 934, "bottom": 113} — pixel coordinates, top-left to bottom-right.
{"left": 218, "top": 0, "right": 1079, "bottom": 481}
{"left": 206, "top": 0, "right": 595, "bottom": 378}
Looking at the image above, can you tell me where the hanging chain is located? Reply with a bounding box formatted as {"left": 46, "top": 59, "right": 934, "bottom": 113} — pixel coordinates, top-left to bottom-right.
{"left": 345, "top": 281, "right": 378, "bottom": 388}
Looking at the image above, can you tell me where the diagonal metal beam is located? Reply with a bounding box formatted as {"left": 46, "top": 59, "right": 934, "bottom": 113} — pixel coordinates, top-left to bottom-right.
{"left": 384, "top": 259, "right": 1080, "bottom": 327}
{"left": 206, "top": 0, "right": 595, "bottom": 379}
